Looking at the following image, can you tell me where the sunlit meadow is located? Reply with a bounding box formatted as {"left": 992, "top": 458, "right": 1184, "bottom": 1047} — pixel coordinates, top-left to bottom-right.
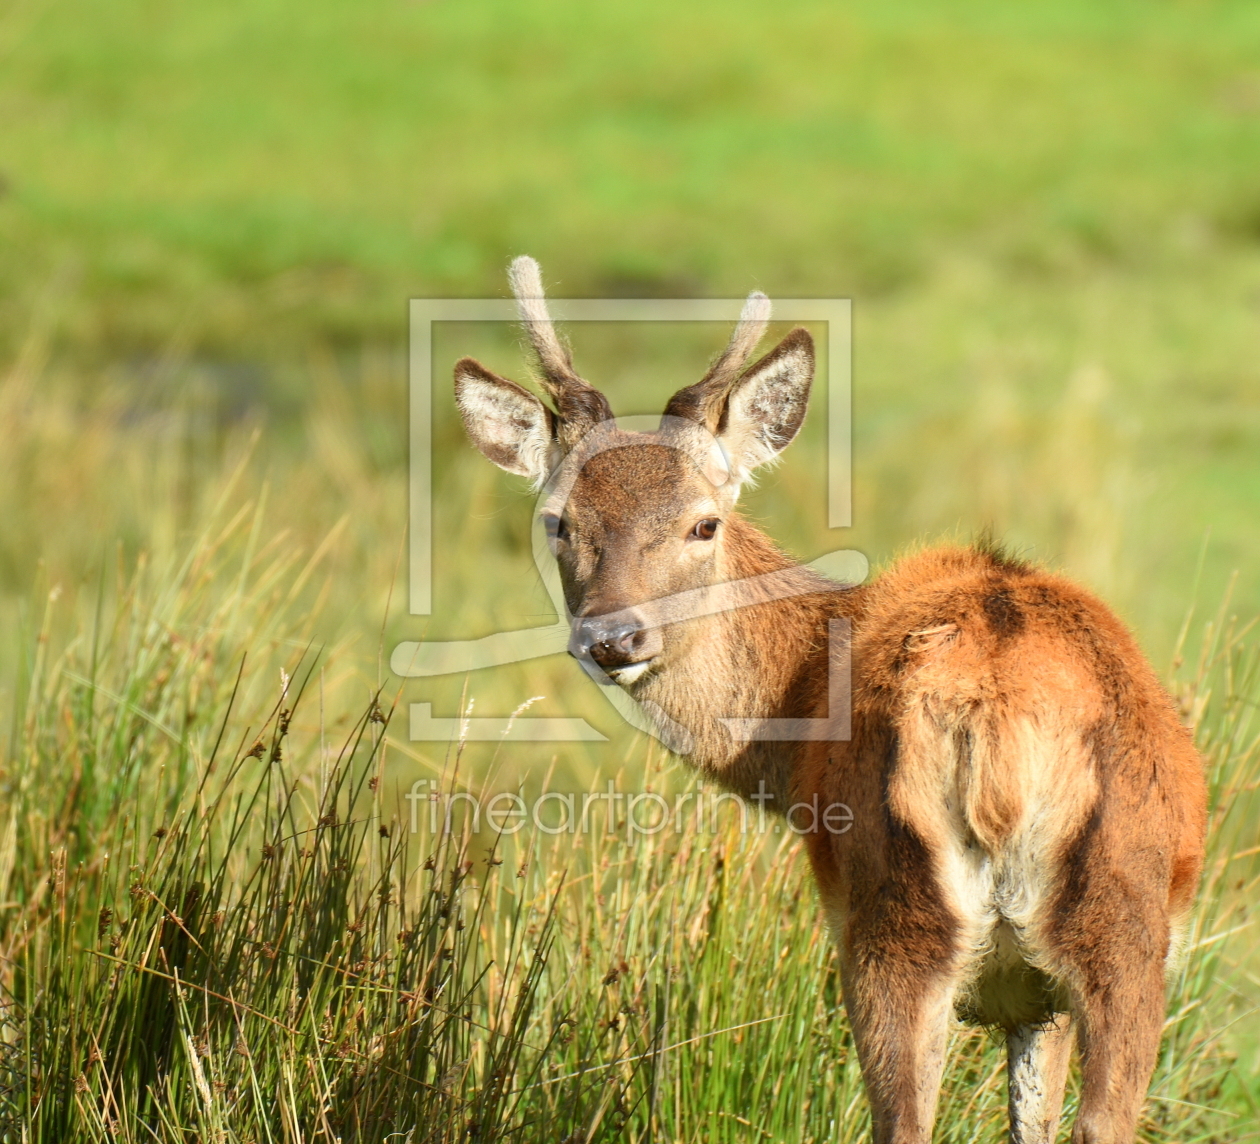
{"left": 2, "top": 0, "right": 1260, "bottom": 1139}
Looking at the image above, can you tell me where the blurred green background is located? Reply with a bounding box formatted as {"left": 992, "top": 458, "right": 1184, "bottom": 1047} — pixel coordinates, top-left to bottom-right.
{"left": 2, "top": 0, "right": 1260, "bottom": 760}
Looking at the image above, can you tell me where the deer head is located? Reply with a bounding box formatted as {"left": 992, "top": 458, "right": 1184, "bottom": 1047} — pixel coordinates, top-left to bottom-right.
{"left": 454, "top": 256, "right": 814, "bottom": 687}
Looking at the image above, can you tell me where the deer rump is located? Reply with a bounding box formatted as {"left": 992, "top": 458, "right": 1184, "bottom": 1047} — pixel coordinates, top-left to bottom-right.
{"left": 801, "top": 546, "right": 1205, "bottom": 1034}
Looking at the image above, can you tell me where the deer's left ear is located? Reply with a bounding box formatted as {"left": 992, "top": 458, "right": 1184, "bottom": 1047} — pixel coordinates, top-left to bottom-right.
{"left": 716, "top": 328, "right": 814, "bottom": 482}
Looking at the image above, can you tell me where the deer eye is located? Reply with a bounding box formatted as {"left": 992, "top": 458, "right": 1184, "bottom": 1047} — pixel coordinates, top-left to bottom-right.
{"left": 689, "top": 518, "right": 720, "bottom": 541}
{"left": 542, "top": 514, "right": 568, "bottom": 543}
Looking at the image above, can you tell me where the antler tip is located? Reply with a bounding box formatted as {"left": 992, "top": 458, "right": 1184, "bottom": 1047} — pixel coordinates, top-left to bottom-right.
{"left": 740, "top": 291, "right": 772, "bottom": 326}
{"left": 508, "top": 255, "right": 544, "bottom": 301}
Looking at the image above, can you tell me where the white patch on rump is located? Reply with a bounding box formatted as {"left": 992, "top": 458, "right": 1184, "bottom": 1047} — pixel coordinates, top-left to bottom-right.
{"left": 904, "top": 704, "right": 1100, "bottom": 1025}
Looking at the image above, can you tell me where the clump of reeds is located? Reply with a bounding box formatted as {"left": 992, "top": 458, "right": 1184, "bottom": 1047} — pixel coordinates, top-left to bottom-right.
{"left": 0, "top": 511, "right": 636, "bottom": 1142}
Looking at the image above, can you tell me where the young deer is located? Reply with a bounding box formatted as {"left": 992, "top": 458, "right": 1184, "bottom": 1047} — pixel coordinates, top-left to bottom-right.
{"left": 453, "top": 257, "right": 1207, "bottom": 1144}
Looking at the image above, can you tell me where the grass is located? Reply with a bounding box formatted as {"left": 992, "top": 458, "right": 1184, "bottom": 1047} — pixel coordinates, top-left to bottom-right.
{"left": 2, "top": 0, "right": 1260, "bottom": 1136}
{"left": 4, "top": 0, "right": 1260, "bottom": 638}
{"left": 0, "top": 475, "right": 1257, "bottom": 1140}
{"left": 5, "top": 1, "right": 1260, "bottom": 341}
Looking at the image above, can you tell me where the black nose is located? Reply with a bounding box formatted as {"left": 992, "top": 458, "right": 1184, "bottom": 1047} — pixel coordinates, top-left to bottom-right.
{"left": 574, "top": 617, "right": 647, "bottom": 668}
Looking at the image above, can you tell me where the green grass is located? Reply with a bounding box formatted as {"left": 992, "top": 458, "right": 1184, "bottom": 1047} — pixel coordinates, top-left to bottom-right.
{"left": 3, "top": 0, "right": 1260, "bottom": 636}
{"left": 0, "top": 485, "right": 1257, "bottom": 1141}
{"left": 5, "top": 0, "right": 1260, "bottom": 336}
{"left": 2, "top": 0, "right": 1260, "bottom": 1136}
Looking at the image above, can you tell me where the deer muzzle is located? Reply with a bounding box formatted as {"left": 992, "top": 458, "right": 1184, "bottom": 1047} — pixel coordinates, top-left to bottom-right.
{"left": 569, "top": 607, "right": 663, "bottom": 684}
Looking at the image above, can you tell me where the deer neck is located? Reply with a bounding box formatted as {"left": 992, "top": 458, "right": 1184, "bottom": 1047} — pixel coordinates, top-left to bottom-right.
{"left": 636, "top": 515, "right": 861, "bottom": 810}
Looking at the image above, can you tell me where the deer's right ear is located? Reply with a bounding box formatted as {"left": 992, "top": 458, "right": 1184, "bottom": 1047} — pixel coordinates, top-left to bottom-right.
{"left": 454, "top": 357, "right": 558, "bottom": 485}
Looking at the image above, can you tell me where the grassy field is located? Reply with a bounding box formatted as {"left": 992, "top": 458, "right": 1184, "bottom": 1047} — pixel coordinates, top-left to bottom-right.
{"left": 3, "top": 0, "right": 1260, "bottom": 640}
{"left": 2, "top": 0, "right": 1260, "bottom": 1138}
{"left": 0, "top": 494, "right": 1257, "bottom": 1141}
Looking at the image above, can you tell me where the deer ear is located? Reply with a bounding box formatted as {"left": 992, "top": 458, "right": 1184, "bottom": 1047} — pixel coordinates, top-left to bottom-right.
{"left": 454, "top": 357, "right": 558, "bottom": 485}
{"left": 716, "top": 328, "right": 814, "bottom": 481}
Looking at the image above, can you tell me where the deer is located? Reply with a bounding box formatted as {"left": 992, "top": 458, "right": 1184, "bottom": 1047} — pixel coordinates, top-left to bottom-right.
{"left": 451, "top": 256, "right": 1208, "bottom": 1144}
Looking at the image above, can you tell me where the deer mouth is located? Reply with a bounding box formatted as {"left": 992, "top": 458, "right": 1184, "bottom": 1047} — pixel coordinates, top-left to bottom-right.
{"left": 602, "top": 659, "right": 656, "bottom": 686}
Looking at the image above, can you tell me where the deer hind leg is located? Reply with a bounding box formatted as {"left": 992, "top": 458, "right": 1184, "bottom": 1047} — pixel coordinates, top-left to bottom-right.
{"left": 839, "top": 941, "right": 961, "bottom": 1144}
{"left": 1008, "top": 1016, "right": 1074, "bottom": 1144}
{"left": 1062, "top": 954, "right": 1166, "bottom": 1144}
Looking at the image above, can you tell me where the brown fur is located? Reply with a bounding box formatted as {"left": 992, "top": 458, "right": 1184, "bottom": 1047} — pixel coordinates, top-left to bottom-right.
{"left": 455, "top": 263, "right": 1209, "bottom": 1144}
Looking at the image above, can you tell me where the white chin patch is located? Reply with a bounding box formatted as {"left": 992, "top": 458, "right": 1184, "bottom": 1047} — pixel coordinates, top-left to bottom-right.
{"left": 606, "top": 660, "right": 653, "bottom": 686}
